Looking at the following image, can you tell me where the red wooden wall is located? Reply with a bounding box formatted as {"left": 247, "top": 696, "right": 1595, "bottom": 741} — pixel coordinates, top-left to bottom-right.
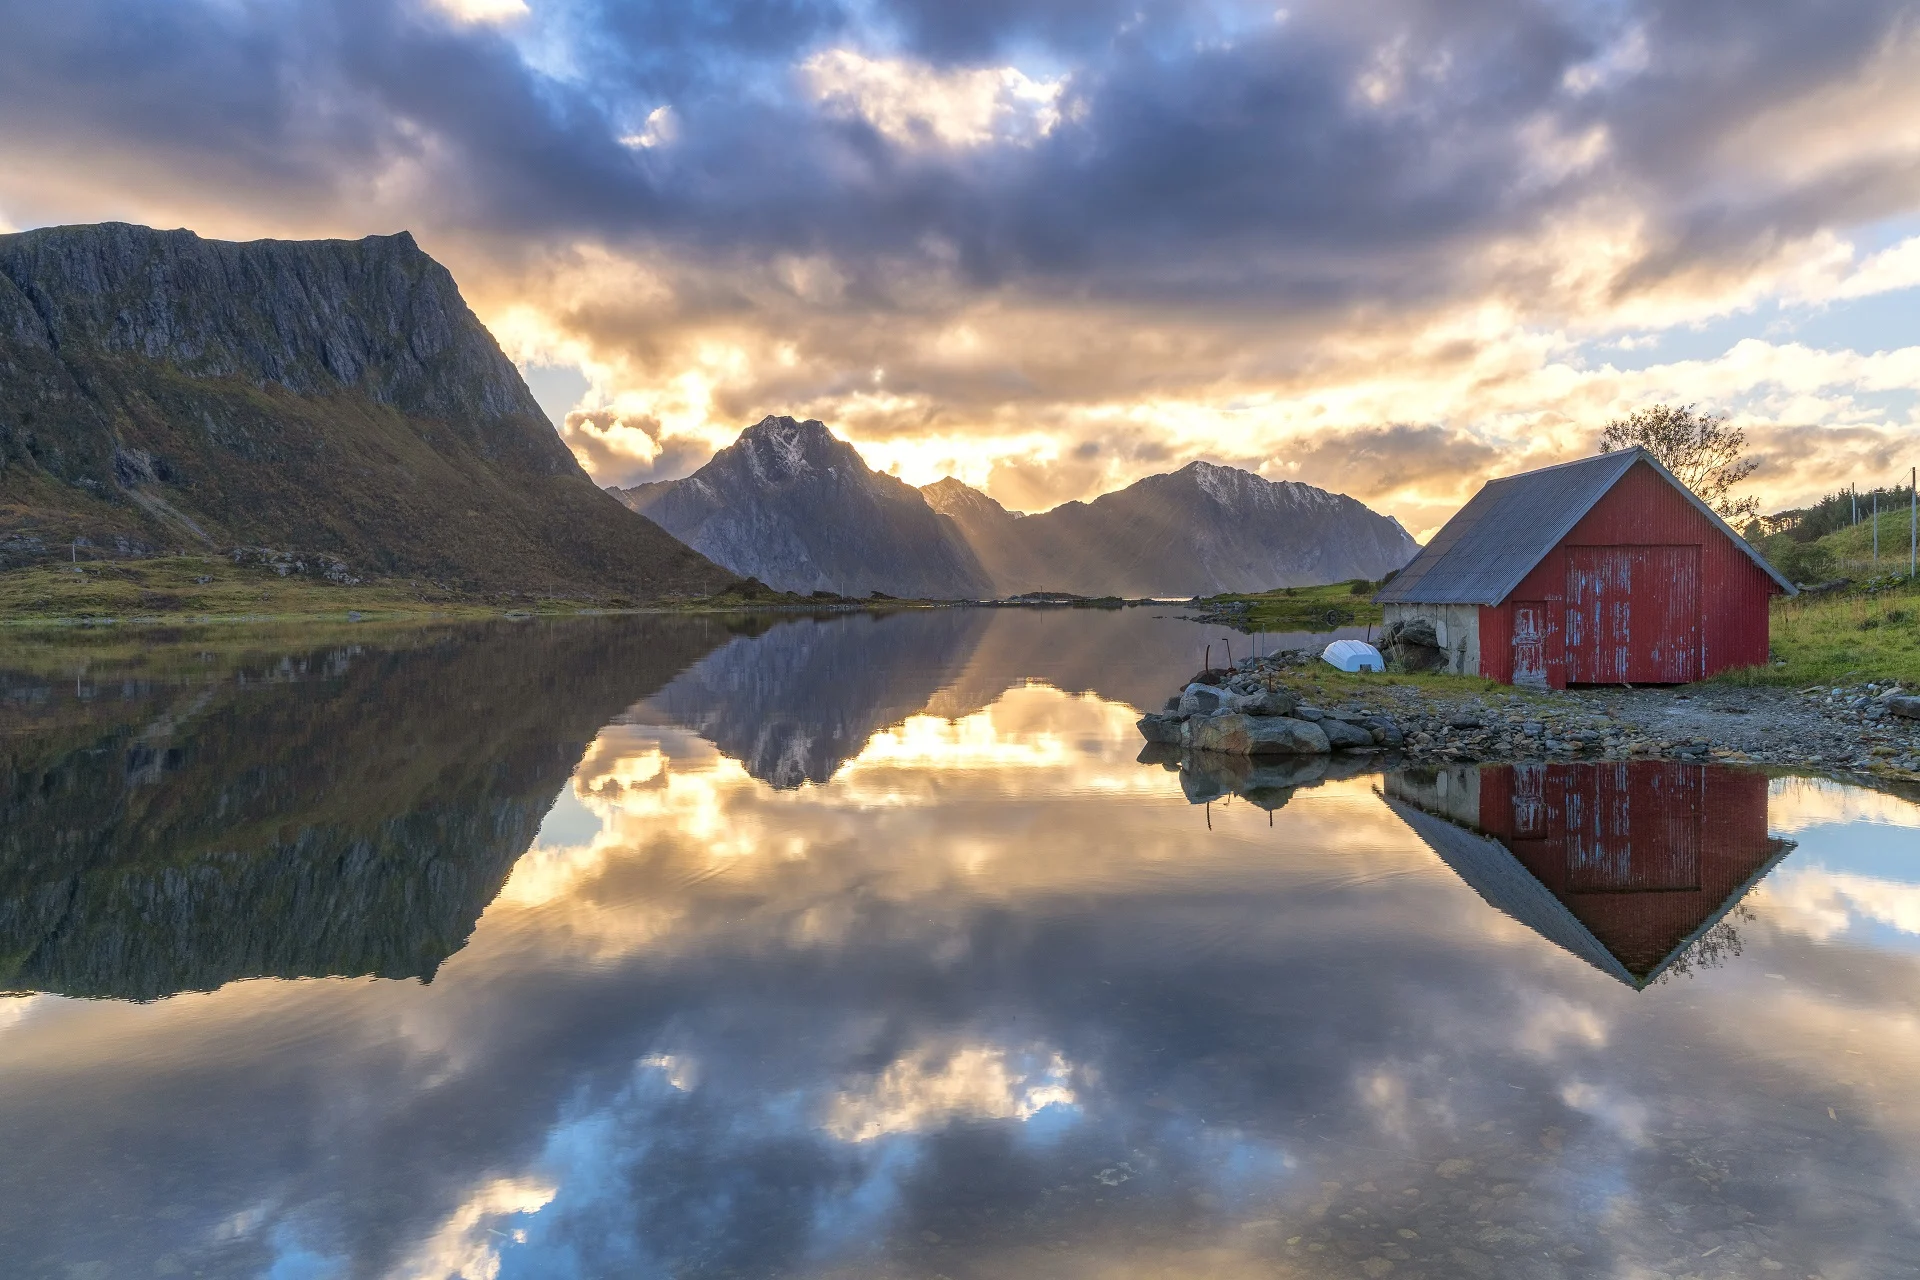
{"left": 1477, "top": 461, "right": 1780, "bottom": 686}
{"left": 1473, "top": 762, "right": 1777, "bottom": 980}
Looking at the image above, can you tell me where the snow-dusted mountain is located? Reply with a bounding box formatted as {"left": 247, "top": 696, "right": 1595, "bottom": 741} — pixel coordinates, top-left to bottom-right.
{"left": 923, "top": 461, "right": 1420, "bottom": 597}
{"left": 616, "top": 416, "right": 1418, "bottom": 599}
{"left": 612, "top": 416, "right": 993, "bottom": 599}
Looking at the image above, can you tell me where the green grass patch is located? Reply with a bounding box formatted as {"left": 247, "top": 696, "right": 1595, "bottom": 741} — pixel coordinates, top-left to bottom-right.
{"left": 0, "top": 555, "right": 926, "bottom": 638}
{"left": 1709, "top": 576, "right": 1920, "bottom": 686}
{"left": 1196, "top": 579, "right": 1386, "bottom": 631}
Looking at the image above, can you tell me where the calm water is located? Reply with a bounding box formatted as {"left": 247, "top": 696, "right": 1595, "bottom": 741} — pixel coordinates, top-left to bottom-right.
{"left": 3, "top": 609, "right": 1919, "bottom": 1279}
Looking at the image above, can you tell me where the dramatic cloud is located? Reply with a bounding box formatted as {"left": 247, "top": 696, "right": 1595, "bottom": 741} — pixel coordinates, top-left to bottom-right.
{"left": 1, "top": 0, "right": 1917, "bottom": 523}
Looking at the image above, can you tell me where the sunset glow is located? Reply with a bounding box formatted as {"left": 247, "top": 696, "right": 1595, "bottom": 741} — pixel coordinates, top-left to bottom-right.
{"left": 2, "top": 0, "right": 1916, "bottom": 532}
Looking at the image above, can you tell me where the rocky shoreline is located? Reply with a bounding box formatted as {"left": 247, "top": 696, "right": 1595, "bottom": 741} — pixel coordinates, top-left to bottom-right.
{"left": 1138, "top": 649, "right": 1920, "bottom": 783}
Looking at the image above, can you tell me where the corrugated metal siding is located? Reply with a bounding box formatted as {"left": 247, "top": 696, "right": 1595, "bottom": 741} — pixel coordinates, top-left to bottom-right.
{"left": 1498, "top": 463, "right": 1774, "bottom": 684}
{"left": 1565, "top": 545, "right": 1701, "bottom": 683}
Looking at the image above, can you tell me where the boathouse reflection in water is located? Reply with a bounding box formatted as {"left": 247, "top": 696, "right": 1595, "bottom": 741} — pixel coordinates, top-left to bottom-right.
{"left": 1384, "top": 762, "right": 1793, "bottom": 987}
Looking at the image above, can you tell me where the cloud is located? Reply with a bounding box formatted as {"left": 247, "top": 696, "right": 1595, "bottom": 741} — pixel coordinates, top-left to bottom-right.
{"left": 0, "top": 0, "right": 1917, "bottom": 519}
{"left": 802, "top": 50, "right": 1066, "bottom": 149}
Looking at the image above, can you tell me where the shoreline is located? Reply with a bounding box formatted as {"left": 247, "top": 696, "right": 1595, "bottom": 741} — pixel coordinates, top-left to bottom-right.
{"left": 1139, "top": 648, "right": 1920, "bottom": 791}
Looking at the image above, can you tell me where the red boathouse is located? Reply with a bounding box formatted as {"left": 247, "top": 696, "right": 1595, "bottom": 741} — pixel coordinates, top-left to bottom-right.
{"left": 1375, "top": 448, "right": 1796, "bottom": 686}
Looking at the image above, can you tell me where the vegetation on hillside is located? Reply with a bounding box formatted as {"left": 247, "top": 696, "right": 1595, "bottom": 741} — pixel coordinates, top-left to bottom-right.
{"left": 1718, "top": 575, "right": 1920, "bottom": 686}
{"left": 1192, "top": 579, "right": 1386, "bottom": 632}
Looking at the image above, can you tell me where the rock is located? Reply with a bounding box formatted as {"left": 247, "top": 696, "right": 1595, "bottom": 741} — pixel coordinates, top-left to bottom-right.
{"left": 1382, "top": 617, "right": 1438, "bottom": 649}
{"left": 1137, "top": 713, "right": 1183, "bottom": 745}
{"left": 1293, "top": 704, "right": 1326, "bottom": 721}
{"left": 1190, "top": 713, "right": 1331, "bottom": 756}
{"left": 1888, "top": 695, "right": 1920, "bottom": 720}
{"left": 1320, "top": 718, "right": 1375, "bottom": 750}
{"left": 1178, "top": 683, "right": 1231, "bottom": 717}
{"left": 1362, "top": 716, "right": 1405, "bottom": 747}
{"left": 1237, "top": 688, "right": 1298, "bottom": 717}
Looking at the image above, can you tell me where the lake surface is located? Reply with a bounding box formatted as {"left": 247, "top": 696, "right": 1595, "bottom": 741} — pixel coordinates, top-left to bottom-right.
{"left": 3, "top": 608, "right": 1920, "bottom": 1279}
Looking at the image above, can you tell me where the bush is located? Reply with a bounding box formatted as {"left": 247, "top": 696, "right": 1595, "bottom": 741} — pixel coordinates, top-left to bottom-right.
{"left": 1762, "top": 534, "right": 1836, "bottom": 585}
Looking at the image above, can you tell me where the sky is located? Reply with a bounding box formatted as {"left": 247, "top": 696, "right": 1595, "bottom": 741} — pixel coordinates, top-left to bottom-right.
{"left": 0, "top": 0, "right": 1917, "bottom": 537}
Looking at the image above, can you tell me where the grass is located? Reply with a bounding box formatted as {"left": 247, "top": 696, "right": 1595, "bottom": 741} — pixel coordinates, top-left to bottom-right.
{"left": 0, "top": 554, "right": 934, "bottom": 636}
{"left": 1711, "top": 575, "right": 1920, "bottom": 687}
{"left": 1196, "top": 579, "right": 1385, "bottom": 631}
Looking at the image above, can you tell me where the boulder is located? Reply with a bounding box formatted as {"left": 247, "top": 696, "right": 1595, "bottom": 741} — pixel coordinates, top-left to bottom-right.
{"left": 1191, "top": 713, "right": 1331, "bottom": 756}
{"left": 1178, "top": 683, "right": 1231, "bottom": 717}
{"left": 1238, "top": 688, "right": 1299, "bottom": 717}
{"left": 1319, "top": 718, "right": 1375, "bottom": 750}
{"left": 1379, "top": 617, "right": 1446, "bottom": 674}
{"left": 1887, "top": 695, "right": 1920, "bottom": 720}
{"left": 1292, "top": 704, "right": 1326, "bottom": 721}
{"left": 1362, "top": 716, "right": 1405, "bottom": 747}
{"left": 1137, "top": 713, "right": 1183, "bottom": 745}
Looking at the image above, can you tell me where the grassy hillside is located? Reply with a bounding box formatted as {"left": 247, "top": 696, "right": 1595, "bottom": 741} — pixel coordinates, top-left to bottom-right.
{"left": 0, "top": 223, "right": 731, "bottom": 598}
{"left": 1192, "top": 579, "right": 1385, "bottom": 631}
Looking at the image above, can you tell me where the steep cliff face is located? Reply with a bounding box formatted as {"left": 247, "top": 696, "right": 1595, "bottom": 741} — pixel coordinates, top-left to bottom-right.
{"left": 613, "top": 416, "right": 993, "bottom": 599}
{"left": 0, "top": 222, "right": 727, "bottom": 595}
{"left": 924, "top": 462, "right": 1421, "bottom": 596}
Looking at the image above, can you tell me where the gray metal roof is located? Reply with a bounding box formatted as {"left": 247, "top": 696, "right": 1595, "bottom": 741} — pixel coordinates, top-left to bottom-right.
{"left": 1375, "top": 448, "right": 1795, "bottom": 604}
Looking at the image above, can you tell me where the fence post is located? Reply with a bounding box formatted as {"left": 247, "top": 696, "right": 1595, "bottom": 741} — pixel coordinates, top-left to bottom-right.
{"left": 1911, "top": 467, "right": 1917, "bottom": 579}
{"left": 1873, "top": 491, "right": 1879, "bottom": 565}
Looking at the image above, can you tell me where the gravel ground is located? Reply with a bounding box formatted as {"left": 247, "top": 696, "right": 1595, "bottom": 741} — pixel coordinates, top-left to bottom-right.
{"left": 1172, "top": 652, "right": 1920, "bottom": 791}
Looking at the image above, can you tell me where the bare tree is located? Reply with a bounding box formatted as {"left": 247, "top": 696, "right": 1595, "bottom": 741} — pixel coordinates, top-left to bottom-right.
{"left": 1600, "top": 404, "right": 1760, "bottom": 524}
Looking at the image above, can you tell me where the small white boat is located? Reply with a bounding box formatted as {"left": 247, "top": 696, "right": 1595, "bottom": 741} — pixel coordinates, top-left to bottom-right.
{"left": 1321, "top": 639, "right": 1385, "bottom": 673}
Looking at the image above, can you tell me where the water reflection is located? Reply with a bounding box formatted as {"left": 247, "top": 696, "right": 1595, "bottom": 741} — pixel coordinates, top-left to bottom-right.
{"left": 1, "top": 611, "right": 1919, "bottom": 1279}
{"left": 1385, "top": 763, "right": 1793, "bottom": 987}
{"left": 0, "top": 617, "right": 734, "bottom": 999}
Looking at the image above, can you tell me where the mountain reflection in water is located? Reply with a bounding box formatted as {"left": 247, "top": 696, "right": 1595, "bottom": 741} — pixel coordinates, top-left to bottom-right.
{"left": 1, "top": 609, "right": 1919, "bottom": 1280}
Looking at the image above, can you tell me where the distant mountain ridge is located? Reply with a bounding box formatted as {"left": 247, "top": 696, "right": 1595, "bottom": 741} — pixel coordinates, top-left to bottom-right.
{"left": 925, "top": 461, "right": 1421, "bottom": 597}
{"left": 617, "top": 417, "right": 1418, "bottom": 598}
{"left": 0, "top": 221, "right": 727, "bottom": 596}
{"left": 612, "top": 415, "right": 993, "bottom": 598}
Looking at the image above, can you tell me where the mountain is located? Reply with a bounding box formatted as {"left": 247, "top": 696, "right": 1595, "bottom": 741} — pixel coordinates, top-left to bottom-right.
{"left": 923, "top": 462, "right": 1420, "bottom": 596}
{"left": 0, "top": 222, "right": 728, "bottom": 596}
{"left": 612, "top": 415, "right": 993, "bottom": 598}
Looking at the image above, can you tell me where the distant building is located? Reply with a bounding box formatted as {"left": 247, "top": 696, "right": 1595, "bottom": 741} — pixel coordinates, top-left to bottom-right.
{"left": 1384, "top": 763, "right": 1793, "bottom": 989}
{"left": 1375, "top": 448, "right": 1794, "bottom": 686}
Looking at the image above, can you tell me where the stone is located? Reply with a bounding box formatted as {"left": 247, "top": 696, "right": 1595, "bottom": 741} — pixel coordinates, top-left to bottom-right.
{"left": 1190, "top": 713, "right": 1331, "bottom": 756}
{"left": 1363, "top": 717, "right": 1405, "bottom": 747}
{"left": 1293, "top": 703, "right": 1326, "bottom": 721}
{"left": 1137, "top": 713, "right": 1183, "bottom": 745}
{"left": 1320, "top": 718, "right": 1375, "bottom": 750}
{"left": 1178, "top": 683, "right": 1230, "bottom": 717}
{"left": 1888, "top": 695, "right": 1920, "bottom": 720}
{"left": 1238, "top": 688, "right": 1298, "bottom": 717}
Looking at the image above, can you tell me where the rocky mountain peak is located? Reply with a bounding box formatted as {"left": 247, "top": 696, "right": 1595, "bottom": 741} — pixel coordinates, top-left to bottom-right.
{"left": 0, "top": 220, "right": 729, "bottom": 595}
{"left": 731, "top": 415, "right": 854, "bottom": 482}
{"left": 922, "top": 476, "right": 1017, "bottom": 523}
